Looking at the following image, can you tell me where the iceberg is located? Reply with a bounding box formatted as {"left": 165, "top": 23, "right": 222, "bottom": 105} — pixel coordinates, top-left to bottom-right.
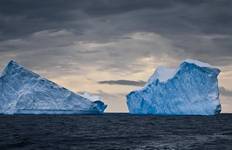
{"left": 0, "top": 60, "right": 107, "bottom": 114}
{"left": 127, "top": 59, "right": 221, "bottom": 115}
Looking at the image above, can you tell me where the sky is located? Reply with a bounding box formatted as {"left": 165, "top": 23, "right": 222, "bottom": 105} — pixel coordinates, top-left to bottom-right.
{"left": 0, "top": 0, "right": 232, "bottom": 112}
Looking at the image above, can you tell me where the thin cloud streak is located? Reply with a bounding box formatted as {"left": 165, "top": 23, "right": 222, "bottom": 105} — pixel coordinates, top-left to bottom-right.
{"left": 98, "top": 80, "right": 146, "bottom": 86}
{"left": 220, "top": 87, "right": 232, "bottom": 97}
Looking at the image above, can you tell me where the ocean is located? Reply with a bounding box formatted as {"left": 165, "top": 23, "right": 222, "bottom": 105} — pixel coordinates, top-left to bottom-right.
{"left": 0, "top": 113, "right": 231, "bottom": 150}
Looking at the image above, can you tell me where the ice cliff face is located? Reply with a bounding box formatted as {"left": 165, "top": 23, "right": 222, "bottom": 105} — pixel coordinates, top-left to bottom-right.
{"left": 0, "top": 60, "right": 107, "bottom": 114}
{"left": 127, "top": 59, "right": 221, "bottom": 115}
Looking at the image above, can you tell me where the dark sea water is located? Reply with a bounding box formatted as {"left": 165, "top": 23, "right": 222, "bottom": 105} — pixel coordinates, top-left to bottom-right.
{"left": 0, "top": 113, "right": 231, "bottom": 150}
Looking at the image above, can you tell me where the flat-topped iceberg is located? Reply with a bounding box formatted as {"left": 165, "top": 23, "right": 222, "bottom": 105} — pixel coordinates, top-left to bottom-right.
{"left": 127, "top": 59, "right": 221, "bottom": 115}
{"left": 0, "top": 60, "right": 107, "bottom": 114}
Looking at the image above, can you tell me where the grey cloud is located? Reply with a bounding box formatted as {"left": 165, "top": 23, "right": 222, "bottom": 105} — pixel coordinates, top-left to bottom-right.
{"left": 220, "top": 87, "right": 232, "bottom": 97}
{"left": 0, "top": 1, "right": 232, "bottom": 98}
{"left": 97, "top": 81, "right": 232, "bottom": 98}
{"left": 98, "top": 80, "right": 146, "bottom": 86}
{"left": 1, "top": 0, "right": 232, "bottom": 40}
{"left": 0, "top": 0, "right": 173, "bottom": 40}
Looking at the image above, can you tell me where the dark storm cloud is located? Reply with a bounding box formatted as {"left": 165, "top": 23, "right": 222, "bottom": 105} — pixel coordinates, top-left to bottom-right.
{"left": 0, "top": 0, "right": 232, "bottom": 71}
{"left": 0, "top": 0, "right": 173, "bottom": 40}
{"left": 1, "top": 0, "right": 232, "bottom": 39}
{"left": 98, "top": 80, "right": 146, "bottom": 86}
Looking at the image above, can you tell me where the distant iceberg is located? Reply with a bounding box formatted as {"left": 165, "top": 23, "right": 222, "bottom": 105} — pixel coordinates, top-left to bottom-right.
{"left": 0, "top": 60, "right": 107, "bottom": 114}
{"left": 127, "top": 59, "right": 221, "bottom": 115}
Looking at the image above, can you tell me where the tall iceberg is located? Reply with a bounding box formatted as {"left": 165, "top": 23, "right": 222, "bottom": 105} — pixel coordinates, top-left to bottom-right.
{"left": 0, "top": 60, "right": 107, "bottom": 114}
{"left": 127, "top": 59, "right": 221, "bottom": 115}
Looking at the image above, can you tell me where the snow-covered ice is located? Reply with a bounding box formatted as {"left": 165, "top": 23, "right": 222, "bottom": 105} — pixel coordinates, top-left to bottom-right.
{"left": 0, "top": 60, "right": 107, "bottom": 114}
{"left": 127, "top": 59, "right": 221, "bottom": 115}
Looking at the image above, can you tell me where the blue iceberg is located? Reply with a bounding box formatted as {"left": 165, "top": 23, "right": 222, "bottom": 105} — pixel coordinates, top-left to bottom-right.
{"left": 127, "top": 59, "right": 221, "bottom": 115}
{"left": 0, "top": 60, "right": 107, "bottom": 114}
